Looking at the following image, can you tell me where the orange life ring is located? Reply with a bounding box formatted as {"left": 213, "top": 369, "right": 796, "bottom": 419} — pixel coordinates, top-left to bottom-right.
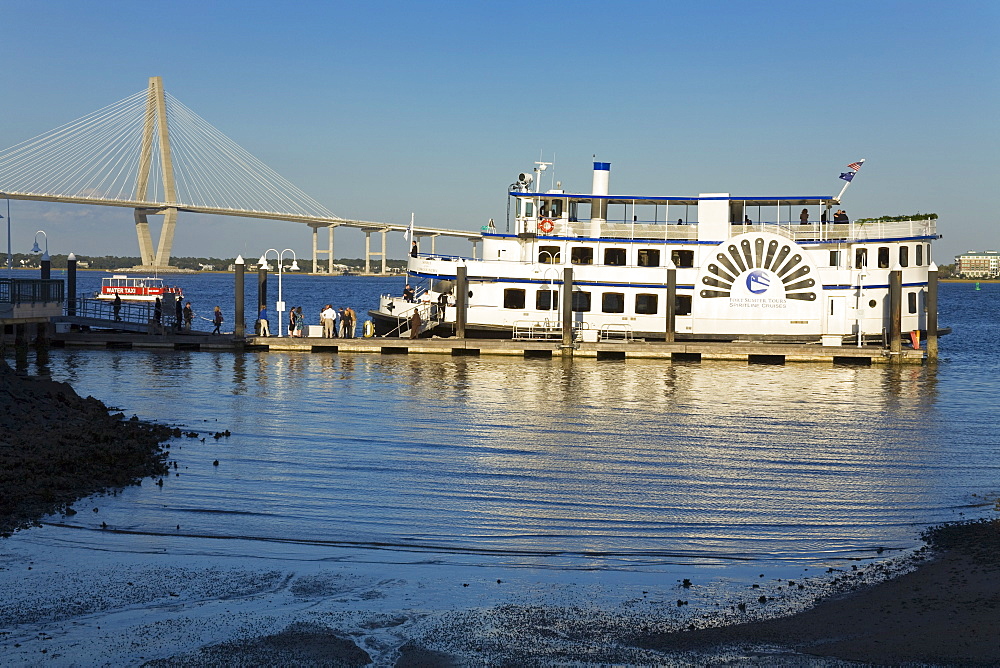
{"left": 538, "top": 219, "right": 554, "bottom": 234}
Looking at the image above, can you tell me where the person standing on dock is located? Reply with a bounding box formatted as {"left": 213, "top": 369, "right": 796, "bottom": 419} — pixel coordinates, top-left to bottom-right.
{"left": 154, "top": 298, "right": 162, "bottom": 329}
{"left": 293, "top": 306, "right": 304, "bottom": 338}
{"left": 800, "top": 208, "right": 810, "bottom": 225}
{"left": 212, "top": 306, "right": 223, "bottom": 335}
{"left": 257, "top": 304, "right": 270, "bottom": 337}
{"left": 289, "top": 308, "right": 296, "bottom": 337}
{"left": 113, "top": 293, "right": 122, "bottom": 321}
{"left": 343, "top": 307, "right": 356, "bottom": 338}
{"left": 183, "top": 302, "right": 194, "bottom": 331}
{"left": 321, "top": 304, "right": 336, "bottom": 338}
{"left": 174, "top": 299, "right": 183, "bottom": 332}
{"left": 410, "top": 309, "right": 421, "bottom": 339}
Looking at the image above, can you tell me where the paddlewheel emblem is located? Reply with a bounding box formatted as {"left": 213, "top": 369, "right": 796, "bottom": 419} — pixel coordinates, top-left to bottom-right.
{"left": 700, "top": 237, "right": 816, "bottom": 301}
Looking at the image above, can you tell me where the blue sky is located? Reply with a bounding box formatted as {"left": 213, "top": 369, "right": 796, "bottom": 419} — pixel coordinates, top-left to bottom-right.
{"left": 1, "top": 0, "right": 997, "bottom": 263}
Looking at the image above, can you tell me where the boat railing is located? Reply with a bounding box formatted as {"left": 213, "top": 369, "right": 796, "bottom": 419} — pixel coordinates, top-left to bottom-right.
{"left": 732, "top": 219, "right": 937, "bottom": 243}
{"left": 598, "top": 323, "right": 634, "bottom": 342}
{"left": 513, "top": 319, "right": 562, "bottom": 340}
{"left": 552, "top": 221, "right": 699, "bottom": 241}
{"left": 513, "top": 319, "right": 591, "bottom": 340}
{"left": 533, "top": 219, "right": 936, "bottom": 243}
{"left": 378, "top": 297, "right": 439, "bottom": 337}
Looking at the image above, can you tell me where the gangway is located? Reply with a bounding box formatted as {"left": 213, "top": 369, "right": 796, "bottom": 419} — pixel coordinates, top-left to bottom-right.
{"left": 53, "top": 297, "right": 185, "bottom": 334}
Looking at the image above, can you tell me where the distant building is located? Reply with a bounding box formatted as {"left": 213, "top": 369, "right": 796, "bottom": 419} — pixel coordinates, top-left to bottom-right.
{"left": 955, "top": 250, "right": 1000, "bottom": 278}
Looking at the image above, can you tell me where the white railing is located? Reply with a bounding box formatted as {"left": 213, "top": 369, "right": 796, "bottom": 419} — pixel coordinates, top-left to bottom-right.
{"left": 535, "top": 219, "right": 937, "bottom": 242}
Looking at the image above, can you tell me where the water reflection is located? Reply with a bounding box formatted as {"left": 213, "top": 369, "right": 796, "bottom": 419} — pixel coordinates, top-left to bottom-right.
{"left": 5, "top": 347, "right": 987, "bottom": 570}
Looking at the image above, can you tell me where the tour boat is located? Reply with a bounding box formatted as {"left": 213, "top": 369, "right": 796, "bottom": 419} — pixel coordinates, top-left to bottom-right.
{"left": 95, "top": 275, "right": 183, "bottom": 302}
{"left": 370, "top": 161, "right": 941, "bottom": 344}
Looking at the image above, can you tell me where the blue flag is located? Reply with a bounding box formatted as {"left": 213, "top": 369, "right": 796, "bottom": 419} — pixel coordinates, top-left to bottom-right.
{"left": 839, "top": 171, "right": 855, "bottom": 182}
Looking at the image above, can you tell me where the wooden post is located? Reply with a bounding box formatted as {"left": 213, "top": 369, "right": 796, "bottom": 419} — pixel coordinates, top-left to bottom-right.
{"left": 234, "top": 256, "right": 245, "bottom": 339}
{"left": 665, "top": 260, "right": 676, "bottom": 343}
{"left": 456, "top": 265, "right": 468, "bottom": 339}
{"left": 926, "top": 262, "right": 938, "bottom": 361}
{"left": 66, "top": 253, "right": 77, "bottom": 316}
{"left": 888, "top": 266, "right": 902, "bottom": 359}
{"left": 561, "top": 267, "right": 574, "bottom": 348}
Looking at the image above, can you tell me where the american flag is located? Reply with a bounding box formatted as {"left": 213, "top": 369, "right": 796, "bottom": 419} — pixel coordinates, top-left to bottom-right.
{"left": 847, "top": 161, "right": 864, "bottom": 171}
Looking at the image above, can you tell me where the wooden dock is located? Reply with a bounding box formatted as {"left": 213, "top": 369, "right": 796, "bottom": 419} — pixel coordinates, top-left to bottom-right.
{"left": 46, "top": 329, "right": 924, "bottom": 365}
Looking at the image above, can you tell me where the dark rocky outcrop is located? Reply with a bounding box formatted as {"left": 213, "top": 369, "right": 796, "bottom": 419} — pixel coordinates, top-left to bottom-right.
{"left": 0, "top": 359, "right": 172, "bottom": 536}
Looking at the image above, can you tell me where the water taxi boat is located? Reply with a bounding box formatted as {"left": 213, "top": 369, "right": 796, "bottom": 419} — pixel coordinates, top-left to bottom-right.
{"left": 95, "top": 275, "right": 183, "bottom": 302}
{"left": 371, "top": 162, "right": 940, "bottom": 343}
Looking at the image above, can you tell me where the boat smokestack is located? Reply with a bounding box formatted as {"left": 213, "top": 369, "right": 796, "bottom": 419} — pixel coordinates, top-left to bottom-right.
{"left": 591, "top": 161, "right": 610, "bottom": 237}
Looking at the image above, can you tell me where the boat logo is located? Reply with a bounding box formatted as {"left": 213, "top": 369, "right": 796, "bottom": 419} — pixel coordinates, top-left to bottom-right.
{"left": 746, "top": 270, "right": 770, "bottom": 294}
{"left": 700, "top": 235, "right": 816, "bottom": 302}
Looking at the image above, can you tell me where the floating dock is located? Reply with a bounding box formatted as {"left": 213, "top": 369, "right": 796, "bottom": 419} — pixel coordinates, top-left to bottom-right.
{"left": 45, "top": 329, "right": 925, "bottom": 365}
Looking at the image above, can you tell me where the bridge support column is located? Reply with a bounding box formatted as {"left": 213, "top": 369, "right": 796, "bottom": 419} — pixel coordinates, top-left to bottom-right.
{"left": 327, "top": 224, "right": 335, "bottom": 274}
{"left": 153, "top": 207, "right": 178, "bottom": 268}
{"left": 381, "top": 230, "right": 387, "bottom": 275}
{"left": 364, "top": 231, "right": 371, "bottom": 274}
{"left": 134, "top": 210, "right": 156, "bottom": 266}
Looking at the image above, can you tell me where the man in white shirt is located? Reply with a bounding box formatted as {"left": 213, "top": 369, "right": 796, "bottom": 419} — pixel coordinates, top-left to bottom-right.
{"left": 321, "top": 304, "right": 336, "bottom": 339}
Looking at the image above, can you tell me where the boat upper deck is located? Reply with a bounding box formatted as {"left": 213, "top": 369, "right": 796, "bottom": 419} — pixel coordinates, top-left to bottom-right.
{"left": 506, "top": 189, "right": 937, "bottom": 244}
{"left": 489, "top": 218, "right": 938, "bottom": 244}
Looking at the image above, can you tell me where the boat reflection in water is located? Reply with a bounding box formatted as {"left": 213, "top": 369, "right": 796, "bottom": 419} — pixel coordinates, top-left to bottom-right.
{"left": 33, "top": 347, "right": 954, "bottom": 572}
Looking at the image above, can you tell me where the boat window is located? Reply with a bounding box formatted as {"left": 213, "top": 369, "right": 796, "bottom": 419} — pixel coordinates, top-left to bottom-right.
{"left": 878, "top": 247, "right": 890, "bottom": 268}
{"left": 536, "top": 289, "right": 558, "bottom": 310}
{"left": 899, "top": 245, "right": 909, "bottom": 267}
{"left": 671, "top": 249, "right": 694, "bottom": 268}
{"left": 538, "top": 246, "right": 561, "bottom": 264}
{"left": 571, "top": 247, "right": 594, "bottom": 265}
{"left": 830, "top": 250, "right": 841, "bottom": 267}
{"left": 915, "top": 244, "right": 923, "bottom": 266}
{"left": 635, "top": 293, "right": 658, "bottom": 315}
{"left": 604, "top": 248, "right": 626, "bottom": 266}
{"left": 525, "top": 201, "right": 534, "bottom": 217}
{"left": 503, "top": 288, "right": 526, "bottom": 310}
{"left": 516, "top": 199, "right": 522, "bottom": 216}
{"left": 855, "top": 248, "right": 867, "bottom": 268}
{"left": 676, "top": 294, "right": 692, "bottom": 316}
{"left": 926, "top": 244, "right": 932, "bottom": 264}
{"left": 602, "top": 292, "right": 625, "bottom": 313}
{"left": 549, "top": 200, "right": 563, "bottom": 218}
{"left": 908, "top": 291, "right": 917, "bottom": 314}
{"left": 638, "top": 249, "right": 660, "bottom": 267}
{"left": 571, "top": 290, "right": 592, "bottom": 312}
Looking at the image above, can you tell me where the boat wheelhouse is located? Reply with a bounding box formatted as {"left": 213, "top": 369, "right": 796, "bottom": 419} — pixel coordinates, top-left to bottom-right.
{"left": 96, "top": 275, "right": 183, "bottom": 302}
{"left": 371, "top": 162, "right": 941, "bottom": 344}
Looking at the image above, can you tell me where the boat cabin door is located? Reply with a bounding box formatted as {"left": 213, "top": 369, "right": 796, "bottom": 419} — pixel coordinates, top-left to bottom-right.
{"left": 826, "top": 295, "right": 850, "bottom": 335}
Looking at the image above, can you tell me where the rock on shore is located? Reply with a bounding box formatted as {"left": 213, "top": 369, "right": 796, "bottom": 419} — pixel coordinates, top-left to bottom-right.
{"left": 0, "top": 359, "right": 173, "bottom": 536}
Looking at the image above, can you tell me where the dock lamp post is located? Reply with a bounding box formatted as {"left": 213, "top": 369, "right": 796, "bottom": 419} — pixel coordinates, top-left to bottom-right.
{"left": 30, "top": 230, "right": 51, "bottom": 279}
{"left": 258, "top": 248, "right": 299, "bottom": 337}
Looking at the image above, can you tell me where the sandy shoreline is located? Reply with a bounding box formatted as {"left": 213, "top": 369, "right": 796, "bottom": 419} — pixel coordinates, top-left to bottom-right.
{"left": 2, "top": 358, "right": 998, "bottom": 665}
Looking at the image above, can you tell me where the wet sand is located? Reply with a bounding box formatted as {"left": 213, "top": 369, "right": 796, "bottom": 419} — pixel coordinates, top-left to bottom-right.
{"left": 629, "top": 518, "right": 1000, "bottom": 665}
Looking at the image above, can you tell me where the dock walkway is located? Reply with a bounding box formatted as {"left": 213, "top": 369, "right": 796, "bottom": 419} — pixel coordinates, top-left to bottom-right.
{"left": 48, "top": 328, "right": 923, "bottom": 365}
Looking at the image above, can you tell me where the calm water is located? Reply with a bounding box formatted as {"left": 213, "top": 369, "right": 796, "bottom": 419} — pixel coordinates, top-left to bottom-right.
{"left": 7, "top": 275, "right": 1000, "bottom": 573}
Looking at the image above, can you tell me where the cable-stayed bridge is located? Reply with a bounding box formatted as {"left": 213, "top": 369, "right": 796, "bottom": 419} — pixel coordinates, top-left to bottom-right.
{"left": 0, "top": 77, "right": 481, "bottom": 273}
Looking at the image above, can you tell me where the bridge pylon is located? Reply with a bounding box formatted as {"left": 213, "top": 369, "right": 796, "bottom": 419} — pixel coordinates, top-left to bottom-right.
{"left": 132, "top": 76, "right": 179, "bottom": 271}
